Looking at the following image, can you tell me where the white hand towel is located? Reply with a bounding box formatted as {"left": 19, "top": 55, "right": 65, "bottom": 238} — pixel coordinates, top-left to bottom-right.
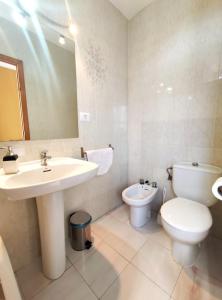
{"left": 86, "top": 147, "right": 113, "bottom": 176}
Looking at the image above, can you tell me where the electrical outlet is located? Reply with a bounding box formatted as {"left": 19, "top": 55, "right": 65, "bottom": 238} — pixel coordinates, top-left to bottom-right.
{"left": 79, "top": 112, "right": 90, "bottom": 122}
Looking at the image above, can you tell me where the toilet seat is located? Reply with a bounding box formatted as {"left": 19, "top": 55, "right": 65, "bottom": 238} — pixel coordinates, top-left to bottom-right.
{"left": 161, "top": 197, "right": 212, "bottom": 233}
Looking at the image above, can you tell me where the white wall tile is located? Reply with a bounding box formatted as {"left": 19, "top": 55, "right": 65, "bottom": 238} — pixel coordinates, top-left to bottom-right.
{"left": 0, "top": 0, "right": 128, "bottom": 271}
{"left": 128, "top": 0, "right": 222, "bottom": 239}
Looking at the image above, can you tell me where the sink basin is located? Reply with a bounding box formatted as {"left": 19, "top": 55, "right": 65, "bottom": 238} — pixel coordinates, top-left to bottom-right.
{"left": 0, "top": 157, "right": 98, "bottom": 280}
{"left": 0, "top": 157, "right": 98, "bottom": 201}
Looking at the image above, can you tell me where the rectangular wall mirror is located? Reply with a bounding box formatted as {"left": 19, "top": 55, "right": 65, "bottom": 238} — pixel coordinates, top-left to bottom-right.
{"left": 0, "top": 12, "right": 78, "bottom": 141}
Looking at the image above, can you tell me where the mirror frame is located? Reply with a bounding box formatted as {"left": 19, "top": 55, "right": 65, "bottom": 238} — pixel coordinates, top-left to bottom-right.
{"left": 0, "top": 53, "right": 30, "bottom": 140}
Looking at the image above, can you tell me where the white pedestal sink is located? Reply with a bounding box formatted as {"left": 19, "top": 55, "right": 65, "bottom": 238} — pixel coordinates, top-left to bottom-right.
{"left": 0, "top": 157, "right": 98, "bottom": 279}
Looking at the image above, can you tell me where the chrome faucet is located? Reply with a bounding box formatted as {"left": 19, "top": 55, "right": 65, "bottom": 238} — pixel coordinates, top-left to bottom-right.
{"left": 40, "top": 150, "right": 52, "bottom": 167}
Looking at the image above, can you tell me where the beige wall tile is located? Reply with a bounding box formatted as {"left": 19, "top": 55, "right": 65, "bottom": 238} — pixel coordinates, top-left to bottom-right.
{"left": 128, "top": 0, "right": 222, "bottom": 238}
{"left": 0, "top": 0, "right": 128, "bottom": 271}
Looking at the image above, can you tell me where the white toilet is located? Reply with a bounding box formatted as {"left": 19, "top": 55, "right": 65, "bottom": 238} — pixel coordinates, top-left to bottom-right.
{"left": 161, "top": 162, "right": 222, "bottom": 266}
{"left": 122, "top": 183, "right": 158, "bottom": 227}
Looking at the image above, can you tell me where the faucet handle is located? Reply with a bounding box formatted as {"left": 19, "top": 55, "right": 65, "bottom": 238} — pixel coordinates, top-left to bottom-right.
{"left": 40, "top": 150, "right": 48, "bottom": 158}
{"left": 139, "top": 178, "right": 145, "bottom": 185}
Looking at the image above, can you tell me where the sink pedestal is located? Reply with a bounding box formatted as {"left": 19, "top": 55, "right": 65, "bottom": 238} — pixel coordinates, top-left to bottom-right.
{"left": 36, "top": 191, "right": 66, "bottom": 279}
{"left": 0, "top": 157, "right": 99, "bottom": 280}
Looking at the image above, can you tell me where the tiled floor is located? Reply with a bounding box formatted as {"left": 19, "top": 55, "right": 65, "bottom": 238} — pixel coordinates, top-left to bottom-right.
{"left": 15, "top": 204, "right": 222, "bottom": 300}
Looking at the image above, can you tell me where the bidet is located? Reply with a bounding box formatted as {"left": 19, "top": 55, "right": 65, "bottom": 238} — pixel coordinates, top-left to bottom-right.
{"left": 122, "top": 183, "right": 158, "bottom": 227}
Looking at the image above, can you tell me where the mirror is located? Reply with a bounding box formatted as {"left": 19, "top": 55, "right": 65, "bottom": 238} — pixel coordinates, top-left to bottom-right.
{"left": 0, "top": 14, "right": 78, "bottom": 141}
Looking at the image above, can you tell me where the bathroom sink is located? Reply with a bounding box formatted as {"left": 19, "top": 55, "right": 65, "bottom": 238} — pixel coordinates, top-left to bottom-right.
{"left": 0, "top": 157, "right": 98, "bottom": 280}
{"left": 0, "top": 157, "right": 98, "bottom": 201}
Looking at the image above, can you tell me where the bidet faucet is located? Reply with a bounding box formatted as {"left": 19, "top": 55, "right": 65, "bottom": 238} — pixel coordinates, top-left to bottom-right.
{"left": 40, "top": 150, "right": 52, "bottom": 167}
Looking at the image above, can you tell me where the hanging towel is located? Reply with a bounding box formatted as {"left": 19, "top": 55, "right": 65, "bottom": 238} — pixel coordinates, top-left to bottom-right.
{"left": 86, "top": 147, "right": 113, "bottom": 176}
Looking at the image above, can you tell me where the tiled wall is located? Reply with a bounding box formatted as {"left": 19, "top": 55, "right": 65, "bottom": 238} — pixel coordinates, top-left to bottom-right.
{"left": 0, "top": 0, "right": 128, "bottom": 271}
{"left": 2, "top": 0, "right": 222, "bottom": 273}
{"left": 128, "top": 0, "right": 222, "bottom": 238}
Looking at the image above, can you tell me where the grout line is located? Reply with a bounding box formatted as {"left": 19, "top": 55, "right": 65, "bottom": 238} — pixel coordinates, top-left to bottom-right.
{"left": 98, "top": 261, "right": 129, "bottom": 299}
{"left": 92, "top": 208, "right": 170, "bottom": 265}
{"left": 170, "top": 266, "right": 183, "bottom": 298}
{"left": 69, "top": 211, "right": 174, "bottom": 298}
{"left": 71, "top": 264, "right": 99, "bottom": 300}
{"left": 27, "top": 258, "right": 74, "bottom": 300}
{"left": 67, "top": 230, "right": 130, "bottom": 299}
{"left": 92, "top": 214, "right": 147, "bottom": 263}
{"left": 28, "top": 274, "right": 58, "bottom": 300}
{"left": 18, "top": 206, "right": 222, "bottom": 300}
{"left": 92, "top": 227, "right": 172, "bottom": 298}
{"left": 16, "top": 272, "right": 53, "bottom": 299}
{"left": 131, "top": 261, "right": 173, "bottom": 297}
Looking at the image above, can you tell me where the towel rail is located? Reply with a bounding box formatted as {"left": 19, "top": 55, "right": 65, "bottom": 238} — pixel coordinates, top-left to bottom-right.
{"left": 80, "top": 144, "right": 114, "bottom": 160}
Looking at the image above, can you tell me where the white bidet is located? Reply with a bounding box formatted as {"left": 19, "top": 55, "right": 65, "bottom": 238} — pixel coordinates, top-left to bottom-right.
{"left": 122, "top": 183, "right": 158, "bottom": 227}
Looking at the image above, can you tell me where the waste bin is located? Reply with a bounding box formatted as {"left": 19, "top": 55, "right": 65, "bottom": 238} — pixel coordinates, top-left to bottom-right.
{"left": 69, "top": 211, "right": 92, "bottom": 251}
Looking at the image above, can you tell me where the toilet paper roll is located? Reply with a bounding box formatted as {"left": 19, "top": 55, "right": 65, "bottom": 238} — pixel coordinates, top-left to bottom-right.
{"left": 212, "top": 177, "right": 222, "bottom": 201}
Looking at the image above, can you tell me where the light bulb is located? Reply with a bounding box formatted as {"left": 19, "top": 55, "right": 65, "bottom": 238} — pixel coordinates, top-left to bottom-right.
{"left": 19, "top": 0, "right": 37, "bottom": 14}
{"left": 59, "top": 35, "right": 66, "bottom": 45}
{"left": 69, "top": 23, "right": 77, "bottom": 35}
{"left": 12, "top": 11, "right": 27, "bottom": 27}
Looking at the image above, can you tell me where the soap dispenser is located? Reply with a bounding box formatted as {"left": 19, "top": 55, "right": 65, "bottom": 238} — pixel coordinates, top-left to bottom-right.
{"left": 1, "top": 146, "right": 19, "bottom": 174}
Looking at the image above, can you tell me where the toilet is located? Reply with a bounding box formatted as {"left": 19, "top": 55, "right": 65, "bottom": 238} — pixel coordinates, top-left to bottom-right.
{"left": 161, "top": 162, "right": 222, "bottom": 266}
{"left": 122, "top": 183, "right": 158, "bottom": 227}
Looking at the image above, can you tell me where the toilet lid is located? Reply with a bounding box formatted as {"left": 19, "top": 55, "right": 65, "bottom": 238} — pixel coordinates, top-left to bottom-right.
{"left": 161, "top": 198, "right": 212, "bottom": 233}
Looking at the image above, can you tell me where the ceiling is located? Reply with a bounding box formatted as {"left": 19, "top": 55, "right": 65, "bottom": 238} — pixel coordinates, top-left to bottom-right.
{"left": 109, "top": 0, "right": 155, "bottom": 19}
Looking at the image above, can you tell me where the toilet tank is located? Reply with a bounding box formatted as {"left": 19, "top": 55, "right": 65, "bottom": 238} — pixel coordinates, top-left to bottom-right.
{"left": 173, "top": 162, "right": 222, "bottom": 207}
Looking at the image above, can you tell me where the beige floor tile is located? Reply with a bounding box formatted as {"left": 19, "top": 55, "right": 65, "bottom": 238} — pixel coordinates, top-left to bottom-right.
{"left": 74, "top": 241, "right": 128, "bottom": 298}
{"left": 32, "top": 267, "right": 97, "bottom": 300}
{"left": 66, "top": 257, "right": 72, "bottom": 269}
{"left": 195, "top": 237, "right": 222, "bottom": 282}
{"left": 104, "top": 232, "right": 137, "bottom": 261}
{"left": 109, "top": 204, "right": 130, "bottom": 223}
{"left": 91, "top": 216, "right": 111, "bottom": 240}
{"left": 92, "top": 215, "right": 146, "bottom": 260}
{"left": 16, "top": 257, "right": 51, "bottom": 300}
{"left": 16, "top": 256, "right": 71, "bottom": 300}
{"left": 66, "top": 233, "right": 102, "bottom": 264}
{"left": 172, "top": 266, "right": 222, "bottom": 300}
{"left": 135, "top": 214, "right": 172, "bottom": 250}
{"left": 109, "top": 206, "right": 172, "bottom": 251}
{"left": 132, "top": 239, "right": 181, "bottom": 295}
{"left": 150, "top": 228, "right": 172, "bottom": 250}
{"left": 101, "top": 264, "right": 169, "bottom": 300}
